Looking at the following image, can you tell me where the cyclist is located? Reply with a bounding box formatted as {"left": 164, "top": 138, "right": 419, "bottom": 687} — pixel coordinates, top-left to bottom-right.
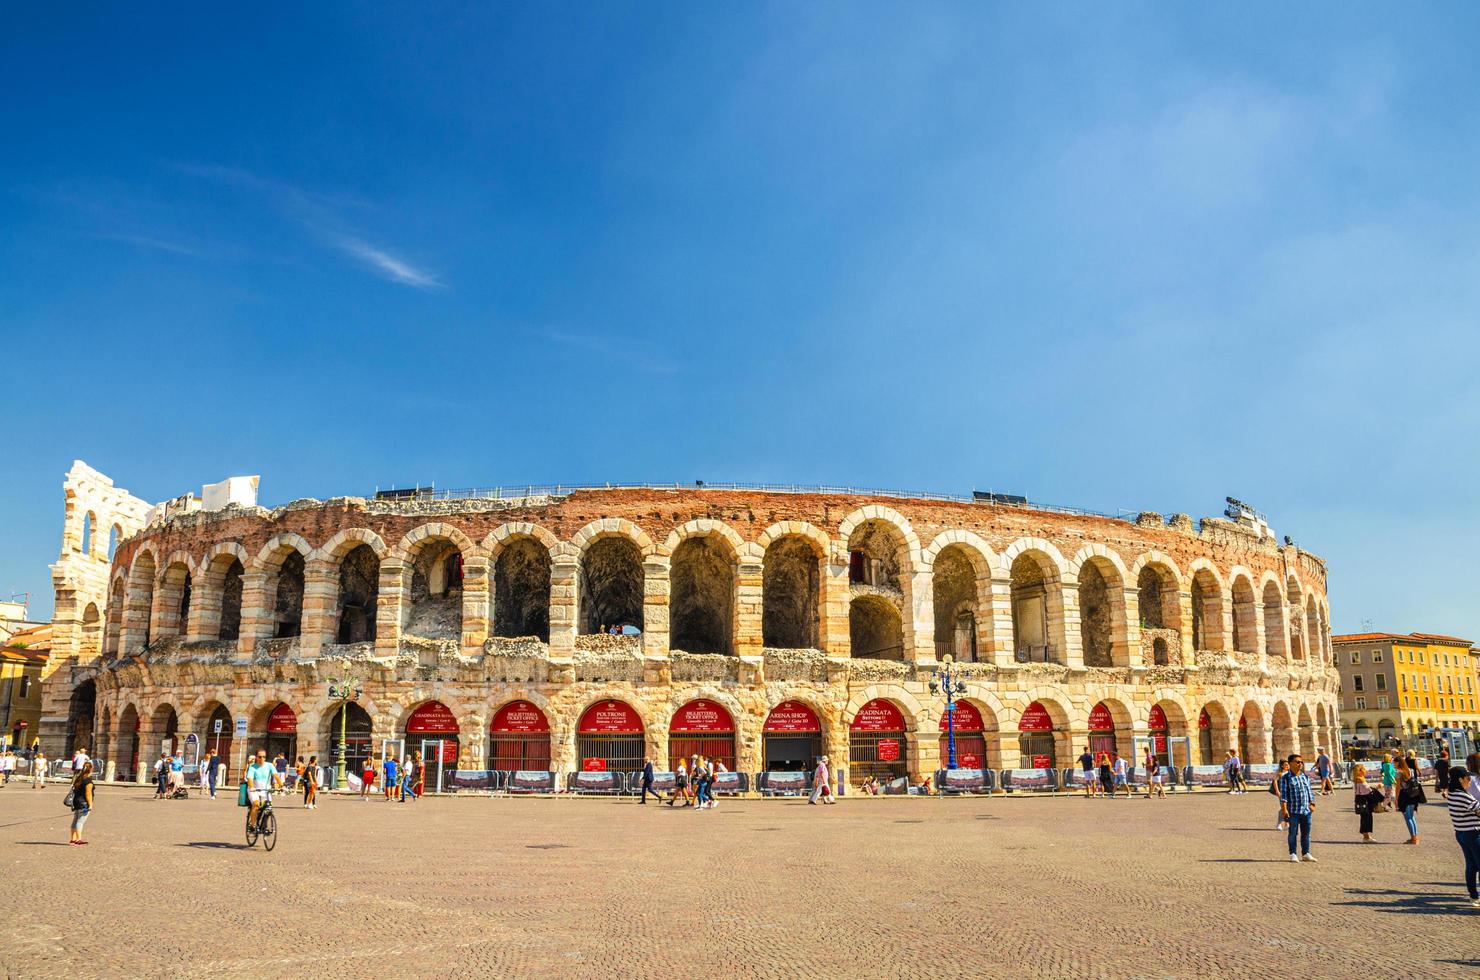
{"left": 245, "top": 750, "right": 280, "bottom": 828}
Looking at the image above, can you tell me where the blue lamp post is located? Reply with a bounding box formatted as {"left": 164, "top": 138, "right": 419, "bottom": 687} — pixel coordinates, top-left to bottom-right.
{"left": 929, "top": 655, "right": 968, "bottom": 769}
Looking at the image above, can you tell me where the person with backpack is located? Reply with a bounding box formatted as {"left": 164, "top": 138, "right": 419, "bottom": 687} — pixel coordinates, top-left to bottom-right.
{"left": 1396, "top": 757, "right": 1425, "bottom": 845}
{"left": 302, "top": 755, "right": 319, "bottom": 809}
{"left": 1446, "top": 768, "right": 1480, "bottom": 908}
{"left": 67, "top": 761, "right": 95, "bottom": 846}
{"left": 1352, "top": 763, "right": 1385, "bottom": 842}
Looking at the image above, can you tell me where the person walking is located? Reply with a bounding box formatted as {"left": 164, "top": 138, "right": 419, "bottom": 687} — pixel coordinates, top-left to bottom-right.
{"left": 1279, "top": 754, "right": 1317, "bottom": 862}
{"left": 361, "top": 756, "right": 376, "bottom": 801}
{"left": 153, "top": 752, "right": 169, "bottom": 798}
{"left": 1097, "top": 753, "right": 1113, "bottom": 800}
{"left": 1380, "top": 752, "right": 1398, "bottom": 807}
{"left": 809, "top": 755, "right": 834, "bottom": 805}
{"left": 1078, "top": 746, "right": 1096, "bottom": 798}
{"left": 207, "top": 750, "right": 220, "bottom": 800}
{"left": 1270, "top": 759, "right": 1291, "bottom": 829}
{"left": 1446, "top": 768, "right": 1480, "bottom": 907}
{"left": 693, "top": 756, "right": 712, "bottom": 810}
{"left": 638, "top": 757, "right": 660, "bottom": 804}
{"left": 1314, "top": 748, "right": 1334, "bottom": 796}
{"left": 1435, "top": 747, "right": 1451, "bottom": 800}
{"left": 401, "top": 753, "right": 417, "bottom": 803}
{"left": 1112, "top": 752, "right": 1128, "bottom": 798}
{"left": 1352, "top": 763, "right": 1384, "bottom": 842}
{"left": 383, "top": 753, "right": 399, "bottom": 801}
{"left": 1223, "top": 749, "right": 1243, "bottom": 794}
{"left": 669, "top": 758, "right": 691, "bottom": 807}
{"left": 72, "top": 745, "right": 90, "bottom": 775}
{"left": 67, "top": 761, "right": 95, "bottom": 846}
{"left": 31, "top": 750, "right": 46, "bottom": 789}
{"left": 1144, "top": 750, "right": 1164, "bottom": 800}
{"left": 169, "top": 751, "right": 185, "bottom": 795}
{"left": 303, "top": 755, "right": 319, "bottom": 809}
{"left": 1396, "top": 757, "right": 1425, "bottom": 845}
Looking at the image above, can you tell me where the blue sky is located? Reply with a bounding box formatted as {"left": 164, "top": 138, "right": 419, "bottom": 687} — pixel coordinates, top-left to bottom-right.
{"left": 3, "top": 5, "right": 1478, "bottom": 632}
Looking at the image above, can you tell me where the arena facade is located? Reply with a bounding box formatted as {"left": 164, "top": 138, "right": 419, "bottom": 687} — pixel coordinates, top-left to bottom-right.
{"left": 42, "top": 461, "right": 1339, "bottom": 787}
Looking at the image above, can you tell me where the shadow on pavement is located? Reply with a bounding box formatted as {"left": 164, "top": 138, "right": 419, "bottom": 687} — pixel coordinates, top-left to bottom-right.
{"left": 1197, "top": 858, "right": 1291, "bottom": 863}
{"left": 1336, "top": 888, "right": 1473, "bottom": 917}
{"left": 15, "top": 841, "right": 72, "bottom": 846}
{"left": 175, "top": 841, "right": 247, "bottom": 850}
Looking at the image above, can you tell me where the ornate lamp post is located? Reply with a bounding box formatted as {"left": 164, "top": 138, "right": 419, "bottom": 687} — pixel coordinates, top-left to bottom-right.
{"left": 327, "top": 677, "right": 363, "bottom": 787}
{"left": 928, "top": 655, "right": 968, "bottom": 770}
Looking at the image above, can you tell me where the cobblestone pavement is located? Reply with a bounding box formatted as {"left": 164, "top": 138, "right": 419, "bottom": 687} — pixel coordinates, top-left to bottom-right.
{"left": 2, "top": 784, "right": 1476, "bottom": 978}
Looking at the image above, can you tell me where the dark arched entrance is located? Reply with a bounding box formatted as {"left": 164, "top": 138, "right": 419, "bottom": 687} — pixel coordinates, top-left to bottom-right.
{"left": 762, "top": 701, "right": 821, "bottom": 772}
{"left": 328, "top": 702, "right": 374, "bottom": 778}
{"left": 66, "top": 680, "right": 97, "bottom": 757}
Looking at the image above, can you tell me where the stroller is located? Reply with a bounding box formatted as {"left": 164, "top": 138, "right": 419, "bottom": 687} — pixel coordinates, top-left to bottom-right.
{"left": 166, "top": 783, "right": 191, "bottom": 799}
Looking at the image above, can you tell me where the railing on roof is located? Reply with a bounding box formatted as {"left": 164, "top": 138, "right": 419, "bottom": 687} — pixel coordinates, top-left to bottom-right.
{"left": 373, "top": 481, "right": 1130, "bottom": 522}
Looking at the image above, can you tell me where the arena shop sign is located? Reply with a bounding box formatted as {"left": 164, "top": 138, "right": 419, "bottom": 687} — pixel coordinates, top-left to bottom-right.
{"left": 762, "top": 701, "right": 822, "bottom": 773}
{"left": 764, "top": 701, "right": 821, "bottom": 733}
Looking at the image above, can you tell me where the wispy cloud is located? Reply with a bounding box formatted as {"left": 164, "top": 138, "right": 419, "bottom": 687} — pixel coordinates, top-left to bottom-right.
{"left": 175, "top": 162, "right": 446, "bottom": 291}
{"left": 90, "top": 232, "right": 204, "bottom": 258}
{"left": 326, "top": 233, "right": 443, "bottom": 290}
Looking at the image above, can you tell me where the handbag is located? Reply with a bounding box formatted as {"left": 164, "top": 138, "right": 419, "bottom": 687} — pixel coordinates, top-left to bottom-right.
{"left": 237, "top": 781, "right": 250, "bottom": 807}
{"left": 62, "top": 789, "right": 75, "bottom": 809}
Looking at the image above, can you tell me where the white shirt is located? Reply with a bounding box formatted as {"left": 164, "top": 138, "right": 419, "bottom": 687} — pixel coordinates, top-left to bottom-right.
{"left": 72, "top": 752, "right": 89, "bottom": 770}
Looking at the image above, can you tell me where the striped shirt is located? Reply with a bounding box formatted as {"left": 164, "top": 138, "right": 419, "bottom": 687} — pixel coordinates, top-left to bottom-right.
{"left": 1448, "top": 787, "right": 1480, "bottom": 831}
{"left": 1279, "top": 772, "right": 1314, "bottom": 815}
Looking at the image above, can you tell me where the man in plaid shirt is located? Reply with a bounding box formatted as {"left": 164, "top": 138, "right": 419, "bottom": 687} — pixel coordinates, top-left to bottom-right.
{"left": 1279, "top": 754, "right": 1318, "bottom": 862}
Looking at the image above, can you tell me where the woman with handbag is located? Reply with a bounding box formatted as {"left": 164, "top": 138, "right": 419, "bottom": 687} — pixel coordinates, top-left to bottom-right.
{"left": 66, "top": 761, "right": 95, "bottom": 846}
{"left": 1446, "top": 768, "right": 1480, "bottom": 907}
{"left": 1352, "top": 764, "right": 1385, "bottom": 842}
{"left": 1396, "top": 758, "right": 1425, "bottom": 844}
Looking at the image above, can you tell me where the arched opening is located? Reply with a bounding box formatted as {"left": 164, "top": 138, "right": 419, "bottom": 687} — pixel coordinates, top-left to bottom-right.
{"left": 849, "top": 593, "right": 903, "bottom": 660}
{"left": 1230, "top": 576, "right": 1257, "bottom": 654}
{"left": 1270, "top": 702, "right": 1295, "bottom": 761}
{"left": 1198, "top": 703, "right": 1232, "bottom": 765}
{"left": 1190, "top": 569, "right": 1223, "bottom": 651}
{"left": 204, "top": 703, "right": 234, "bottom": 778}
{"left": 668, "top": 699, "right": 736, "bottom": 772}
{"left": 932, "top": 546, "right": 981, "bottom": 662}
{"left": 1286, "top": 576, "right": 1306, "bottom": 661}
{"left": 762, "top": 536, "right": 820, "bottom": 649}
{"left": 104, "top": 578, "right": 125, "bottom": 657}
{"left": 326, "top": 702, "right": 373, "bottom": 777}
{"left": 1238, "top": 703, "right": 1264, "bottom": 764}
{"left": 337, "top": 545, "right": 379, "bottom": 644}
{"left": 576, "top": 700, "right": 645, "bottom": 774}
{"left": 1305, "top": 598, "right": 1320, "bottom": 666}
{"left": 1262, "top": 582, "right": 1286, "bottom": 659}
{"left": 1148, "top": 703, "right": 1178, "bottom": 767}
{"left": 404, "top": 538, "right": 464, "bottom": 641}
{"left": 849, "top": 698, "right": 909, "bottom": 786}
{"left": 488, "top": 700, "right": 552, "bottom": 771}
{"left": 1297, "top": 704, "right": 1315, "bottom": 758}
{"left": 80, "top": 512, "right": 93, "bottom": 555}
{"left": 257, "top": 703, "right": 298, "bottom": 763}
{"left": 66, "top": 680, "right": 96, "bottom": 758}
{"left": 493, "top": 539, "right": 552, "bottom": 641}
{"left": 118, "top": 705, "right": 140, "bottom": 781}
{"left": 151, "top": 704, "right": 180, "bottom": 759}
{"left": 1088, "top": 701, "right": 1119, "bottom": 761}
{"left": 847, "top": 519, "right": 905, "bottom": 591}
{"left": 200, "top": 552, "right": 245, "bottom": 642}
{"left": 669, "top": 536, "right": 735, "bottom": 655}
{"left": 80, "top": 602, "right": 101, "bottom": 659}
{"left": 157, "top": 561, "right": 192, "bottom": 641}
{"left": 1018, "top": 701, "right": 1058, "bottom": 770}
{"left": 271, "top": 550, "right": 306, "bottom": 639}
{"left": 762, "top": 700, "right": 822, "bottom": 772}
{"left": 1152, "top": 637, "right": 1170, "bottom": 666}
{"left": 940, "top": 700, "right": 993, "bottom": 770}
{"left": 107, "top": 524, "right": 120, "bottom": 561}
{"left": 579, "top": 537, "right": 644, "bottom": 634}
{"left": 1010, "top": 552, "right": 1057, "bottom": 663}
{"left": 404, "top": 701, "right": 461, "bottom": 792}
{"left": 127, "top": 552, "right": 156, "bottom": 651}
{"left": 1077, "top": 560, "right": 1118, "bottom": 667}
{"left": 218, "top": 558, "right": 244, "bottom": 641}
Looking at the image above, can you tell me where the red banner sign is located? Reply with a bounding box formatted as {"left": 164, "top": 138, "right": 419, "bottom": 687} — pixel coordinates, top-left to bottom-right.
{"left": 938, "top": 701, "right": 984, "bottom": 733}
{"left": 1088, "top": 702, "right": 1113, "bottom": 732}
{"left": 877, "top": 738, "right": 901, "bottom": 762}
{"left": 671, "top": 700, "right": 734, "bottom": 734}
{"left": 406, "top": 701, "right": 460, "bottom": 734}
{"left": 1149, "top": 704, "right": 1168, "bottom": 732}
{"left": 1019, "top": 701, "right": 1053, "bottom": 732}
{"left": 491, "top": 700, "right": 550, "bottom": 734}
{"left": 1198, "top": 708, "right": 1211, "bottom": 730}
{"left": 764, "top": 700, "right": 820, "bottom": 734}
{"left": 266, "top": 703, "right": 297, "bottom": 733}
{"left": 582, "top": 757, "right": 606, "bottom": 772}
{"left": 578, "top": 701, "right": 643, "bottom": 735}
{"left": 959, "top": 751, "right": 982, "bottom": 769}
{"left": 1031, "top": 754, "right": 1053, "bottom": 769}
{"left": 850, "top": 698, "right": 905, "bottom": 733}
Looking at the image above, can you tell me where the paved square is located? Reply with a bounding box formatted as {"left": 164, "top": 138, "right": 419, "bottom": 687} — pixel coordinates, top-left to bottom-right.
{"left": 1, "top": 785, "right": 1474, "bottom": 978}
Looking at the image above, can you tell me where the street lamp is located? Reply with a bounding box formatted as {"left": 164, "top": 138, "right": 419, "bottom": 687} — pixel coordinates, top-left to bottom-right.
{"left": 327, "top": 677, "right": 363, "bottom": 787}
{"left": 928, "top": 655, "right": 969, "bottom": 770}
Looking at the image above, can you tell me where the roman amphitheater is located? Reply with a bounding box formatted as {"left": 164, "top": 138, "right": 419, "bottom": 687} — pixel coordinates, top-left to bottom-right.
{"left": 42, "top": 462, "right": 1339, "bottom": 788}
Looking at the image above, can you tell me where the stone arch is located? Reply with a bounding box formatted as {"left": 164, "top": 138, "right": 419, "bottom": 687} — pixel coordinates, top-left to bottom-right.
{"left": 837, "top": 506, "right": 922, "bottom": 571}
{"left": 396, "top": 525, "right": 472, "bottom": 642}
{"left": 1239, "top": 701, "right": 1268, "bottom": 765}
{"left": 1228, "top": 569, "right": 1258, "bottom": 655}
{"left": 1304, "top": 595, "right": 1320, "bottom": 666}
{"left": 1186, "top": 559, "right": 1226, "bottom": 652}
{"left": 927, "top": 534, "right": 995, "bottom": 664}
{"left": 1197, "top": 699, "right": 1234, "bottom": 764}
{"left": 197, "top": 542, "right": 250, "bottom": 643}
{"left": 849, "top": 593, "right": 903, "bottom": 660}
{"left": 1297, "top": 702, "right": 1316, "bottom": 758}
{"left": 762, "top": 531, "right": 825, "bottom": 649}
{"left": 253, "top": 534, "right": 311, "bottom": 640}
{"left": 124, "top": 548, "right": 158, "bottom": 652}
{"left": 335, "top": 542, "right": 381, "bottom": 645}
{"left": 79, "top": 601, "right": 102, "bottom": 659}
{"left": 1261, "top": 577, "right": 1288, "bottom": 660}
{"left": 1083, "top": 694, "right": 1137, "bottom": 760}
{"left": 1131, "top": 552, "right": 1182, "bottom": 634}
{"left": 842, "top": 686, "right": 924, "bottom": 728}
{"left": 578, "top": 529, "right": 646, "bottom": 635}
{"left": 1270, "top": 701, "right": 1296, "bottom": 760}
{"left": 1003, "top": 541, "right": 1067, "bottom": 665}
{"left": 668, "top": 528, "right": 738, "bottom": 655}
{"left": 152, "top": 554, "right": 194, "bottom": 642}
{"left": 1008, "top": 690, "right": 1074, "bottom": 770}
{"left": 80, "top": 510, "right": 96, "bottom": 556}
{"left": 1070, "top": 546, "right": 1130, "bottom": 667}
{"left": 569, "top": 519, "right": 657, "bottom": 557}
{"left": 491, "top": 533, "right": 553, "bottom": 641}
{"left": 104, "top": 574, "right": 127, "bottom": 657}
{"left": 481, "top": 522, "right": 561, "bottom": 560}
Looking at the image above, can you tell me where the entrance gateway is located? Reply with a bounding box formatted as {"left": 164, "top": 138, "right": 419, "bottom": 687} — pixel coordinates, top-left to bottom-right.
{"left": 1018, "top": 700, "right": 1056, "bottom": 769}
{"left": 668, "top": 700, "right": 735, "bottom": 772}
{"left": 938, "top": 700, "right": 987, "bottom": 769}
{"left": 849, "top": 698, "right": 908, "bottom": 785}
{"left": 405, "top": 701, "right": 460, "bottom": 793}
{"left": 263, "top": 703, "right": 298, "bottom": 764}
{"left": 1088, "top": 702, "right": 1116, "bottom": 761}
{"left": 488, "top": 700, "right": 551, "bottom": 771}
{"left": 762, "top": 700, "right": 821, "bottom": 772}
{"left": 576, "top": 701, "right": 644, "bottom": 774}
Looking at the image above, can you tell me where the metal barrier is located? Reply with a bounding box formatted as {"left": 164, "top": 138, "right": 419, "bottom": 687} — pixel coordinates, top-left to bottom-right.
{"left": 1000, "top": 768, "right": 1057, "bottom": 792}
{"left": 935, "top": 768, "right": 994, "bottom": 795}
{"left": 756, "top": 771, "right": 812, "bottom": 796}
{"left": 566, "top": 771, "right": 625, "bottom": 794}
{"left": 504, "top": 770, "right": 558, "bottom": 793}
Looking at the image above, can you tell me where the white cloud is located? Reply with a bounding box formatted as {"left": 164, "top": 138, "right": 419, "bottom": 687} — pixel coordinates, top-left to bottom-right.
{"left": 327, "top": 233, "right": 443, "bottom": 290}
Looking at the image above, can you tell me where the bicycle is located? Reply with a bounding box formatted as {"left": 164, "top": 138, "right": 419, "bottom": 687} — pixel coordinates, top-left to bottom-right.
{"left": 244, "top": 789, "right": 278, "bottom": 851}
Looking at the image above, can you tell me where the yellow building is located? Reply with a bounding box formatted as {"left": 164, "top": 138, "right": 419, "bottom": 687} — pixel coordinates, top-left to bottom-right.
{"left": 2, "top": 624, "right": 50, "bottom": 750}
{"left": 1334, "top": 631, "right": 1478, "bottom": 746}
